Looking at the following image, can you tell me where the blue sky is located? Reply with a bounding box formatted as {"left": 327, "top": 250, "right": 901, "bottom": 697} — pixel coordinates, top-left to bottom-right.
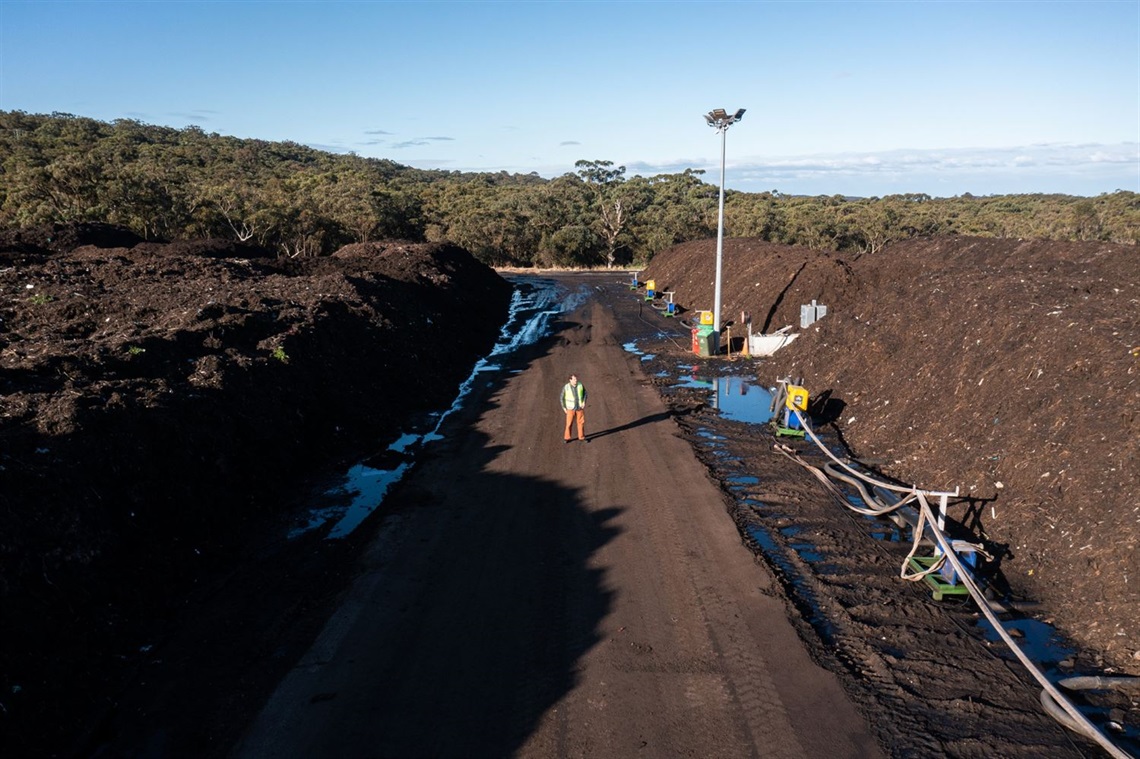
{"left": 1, "top": 0, "right": 1137, "bottom": 197}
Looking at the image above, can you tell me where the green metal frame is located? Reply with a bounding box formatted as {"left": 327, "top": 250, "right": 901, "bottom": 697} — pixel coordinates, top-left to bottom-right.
{"left": 907, "top": 555, "right": 970, "bottom": 600}
{"left": 770, "top": 422, "right": 806, "bottom": 438}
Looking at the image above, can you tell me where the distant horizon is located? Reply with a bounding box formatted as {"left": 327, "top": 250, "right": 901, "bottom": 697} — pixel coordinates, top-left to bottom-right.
{"left": 4, "top": 108, "right": 1134, "bottom": 201}
{"left": 2, "top": 1, "right": 1136, "bottom": 198}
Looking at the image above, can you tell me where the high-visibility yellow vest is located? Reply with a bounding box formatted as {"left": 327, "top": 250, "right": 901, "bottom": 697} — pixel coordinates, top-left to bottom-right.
{"left": 562, "top": 382, "right": 587, "bottom": 410}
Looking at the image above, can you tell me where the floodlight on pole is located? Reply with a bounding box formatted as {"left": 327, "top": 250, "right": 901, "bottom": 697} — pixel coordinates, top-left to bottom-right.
{"left": 705, "top": 107, "right": 745, "bottom": 335}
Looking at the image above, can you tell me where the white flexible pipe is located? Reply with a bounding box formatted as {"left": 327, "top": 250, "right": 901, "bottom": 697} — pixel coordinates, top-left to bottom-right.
{"left": 787, "top": 409, "right": 1133, "bottom": 759}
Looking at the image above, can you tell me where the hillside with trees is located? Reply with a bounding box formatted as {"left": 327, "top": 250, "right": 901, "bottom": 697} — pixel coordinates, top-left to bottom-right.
{"left": 1, "top": 111, "right": 1136, "bottom": 266}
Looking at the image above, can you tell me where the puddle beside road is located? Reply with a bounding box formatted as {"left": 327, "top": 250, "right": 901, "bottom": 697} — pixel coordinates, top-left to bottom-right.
{"left": 979, "top": 617, "right": 1077, "bottom": 671}
{"left": 622, "top": 340, "right": 656, "bottom": 362}
{"left": 979, "top": 616, "right": 1140, "bottom": 745}
{"left": 745, "top": 523, "right": 837, "bottom": 643}
{"left": 710, "top": 376, "right": 776, "bottom": 425}
{"left": 674, "top": 376, "right": 714, "bottom": 390}
{"left": 665, "top": 368, "right": 777, "bottom": 425}
{"left": 290, "top": 277, "right": 579, "bottom": 540}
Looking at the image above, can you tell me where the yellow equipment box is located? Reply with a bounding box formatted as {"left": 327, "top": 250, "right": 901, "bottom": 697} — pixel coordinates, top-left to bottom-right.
{"left": 785, "top": 385, "right": 809, "bottom": 411}
{"left": 698, "top": 310, "right": 714, "bottom": 326}
{"left": 645, "top": 279, "right": 656, "bottom": 291}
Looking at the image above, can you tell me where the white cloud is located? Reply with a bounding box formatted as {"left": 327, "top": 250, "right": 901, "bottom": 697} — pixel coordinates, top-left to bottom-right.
{"left": 628, "top": 142, "right": 1140, "bottom": 197}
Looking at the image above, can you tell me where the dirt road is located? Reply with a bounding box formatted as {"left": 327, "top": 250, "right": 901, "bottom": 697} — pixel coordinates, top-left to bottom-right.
{"left": 234, "top": 283, "right": 883, "bottom": 758}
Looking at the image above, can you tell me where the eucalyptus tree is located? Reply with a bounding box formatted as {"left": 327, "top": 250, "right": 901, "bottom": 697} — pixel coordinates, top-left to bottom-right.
{"left": 777, "top": 196, "right": 843, "bottom": 250}
{"left": 4, "top": 114, "right": 110, "bottom": 224}
{"left": 1094, "top": 191, "right": 1140, "bottom": 243}
{"left": 575, "top": 159, "right": 634, "bottom": 267}
{"left": 262, "top": 171, "right": 344, "bottom": 257}
{"left": 369, "top": 186, "right": 427, "bottom": 241}
{"left": 847, "top": 198, "right": 901, "bottom": 255}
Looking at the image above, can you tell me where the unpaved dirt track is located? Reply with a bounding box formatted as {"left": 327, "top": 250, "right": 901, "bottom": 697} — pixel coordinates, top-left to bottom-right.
{"left": 235, "top": 284, "right": 883, "bottom": 758}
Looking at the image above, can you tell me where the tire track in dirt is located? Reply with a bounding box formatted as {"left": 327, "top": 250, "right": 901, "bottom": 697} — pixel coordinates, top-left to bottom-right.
{"left": 669, "top": 401, "right": 1090, "bottom": 758}
{"left": 619, "top": 399, "right": 800, "bottom": 756}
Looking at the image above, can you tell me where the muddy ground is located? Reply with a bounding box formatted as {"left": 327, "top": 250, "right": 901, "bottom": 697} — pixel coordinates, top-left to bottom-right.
{"left": 0, "top": 226, "right": 1137, "bottom": 757}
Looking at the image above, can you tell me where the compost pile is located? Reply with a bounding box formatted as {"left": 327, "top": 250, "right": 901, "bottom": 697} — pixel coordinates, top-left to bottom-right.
{"left": 642, "top": 236, "right": 1140, "bottom": 674}
{"left": 0, "top": 223, "right": 512, "bottom": 748}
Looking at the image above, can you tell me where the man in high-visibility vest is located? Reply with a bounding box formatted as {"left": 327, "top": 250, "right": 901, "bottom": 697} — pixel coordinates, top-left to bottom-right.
{"left": 560, "top": 373, "right": 588, "bottom": 443}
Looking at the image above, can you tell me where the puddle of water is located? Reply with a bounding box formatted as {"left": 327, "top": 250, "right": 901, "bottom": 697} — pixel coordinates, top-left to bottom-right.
{"left": 324, "top": 463, "right": 410, "bottom": 539}
{"left": 621, "top": 334, "right": 669, "bottom": 362}
{"left": 976, "top": 616, "right": 1140, "bottom": 746}
{"left": 622, "top": 342, "right": 656, "bottom": 361}
{"left": 389, "top": 432, "right": 420, "bottom": 454}
{"left": 790, "top": 543, "right": 825, "bottom": 564}
{"left": 978, "top": 617, "right": 1077, "bottom": 672}
{"left": 711, "top": 376, "right": 776, "bottom": 425}
{"left": 868, "top": 522, "right": 905, "bottom": 542}
{"left": 745, "top": 524, "right": 836, "bottom": 642}
{"left": 674, "top": 375, "right": 714, "bottom": 390}
{"left": 666, "top": 369, "right": 776, "bottom": 425}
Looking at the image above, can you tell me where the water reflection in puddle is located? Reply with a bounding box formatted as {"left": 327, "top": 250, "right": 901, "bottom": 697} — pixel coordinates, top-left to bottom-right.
{"left": 978, "top": 617, "right": 1076, "bottom": 671}
{"left": 674, "top": 376, "right": 714, "bottom": 390}
{"left": 868, "top": 522, "right": 905, "bottom": 542}
{"left": 710, "top": 376, "right": 776, "bottom": 425}
{"left": 325, "top": 463, "right": 409, "bottom": 539}
{"left": 977, "top": 617, "right": 1140, "bottom": 746}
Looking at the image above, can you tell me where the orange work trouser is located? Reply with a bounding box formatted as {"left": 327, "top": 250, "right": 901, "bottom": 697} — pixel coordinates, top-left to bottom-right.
{"left": 564, "top": 409, "right": 585, "bottom": 440}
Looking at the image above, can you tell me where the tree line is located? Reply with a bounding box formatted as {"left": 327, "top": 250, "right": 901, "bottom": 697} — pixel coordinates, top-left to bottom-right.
{"left": 1, "top": 111, "right": 1136, "bottom": 266}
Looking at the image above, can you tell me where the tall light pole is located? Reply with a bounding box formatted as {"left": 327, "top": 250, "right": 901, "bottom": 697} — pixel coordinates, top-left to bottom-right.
{"left": 704, "top": 108, "right": 745, "bottom": 335}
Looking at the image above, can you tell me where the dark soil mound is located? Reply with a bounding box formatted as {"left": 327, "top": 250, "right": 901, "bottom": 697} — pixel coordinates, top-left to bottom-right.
{"left": 643, "top": 236, "right": 1140, "bottom": 673}
{"left": 0, "top": 229, "right": 512, "bottom": 751}
{"left": 0, "top": 221, "right": 145, "bottom": 257}
{"left": 137, "top": 238, "right": 275, "bottom": 258}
